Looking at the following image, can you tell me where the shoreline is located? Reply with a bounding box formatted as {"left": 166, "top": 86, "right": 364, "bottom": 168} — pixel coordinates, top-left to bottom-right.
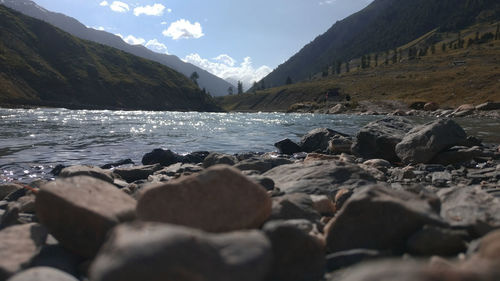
{"left": 1, "top": 116, "right": 499, "bottom": 280}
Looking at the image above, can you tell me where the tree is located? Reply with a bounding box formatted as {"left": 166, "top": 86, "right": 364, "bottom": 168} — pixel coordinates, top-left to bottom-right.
{"left": 285, "top": 76, "right": 292, "bottom": 85}
{"left": 361, "top": 55, "right": 367, "bottom": 69}
{"left": 227, "top": 86, "right": 233, "bottom": 95}
{"left": 238, "top": 81, "right": 244, "bottom": 94}
{"left": 391, "top": 49, "right": 397, "bottom": 64}
{"left": 190, "top": 71, "right": 199, "bottom": 85}
{"left": 345, "top": 61, "right": 350, "bottom": 73}
{"left": 374, "top": 53, "right": 379, "bottom": 67}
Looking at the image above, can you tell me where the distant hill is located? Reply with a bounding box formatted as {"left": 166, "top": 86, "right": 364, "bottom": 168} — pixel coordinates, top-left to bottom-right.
{"left": 257, "top": 0, "right": 500, "bottom": 89}
{"left": 1, "top": 0, "right": 234, "bottom": 96}
{"left": 0, "top": 5, "right": 221, "bottom": 111}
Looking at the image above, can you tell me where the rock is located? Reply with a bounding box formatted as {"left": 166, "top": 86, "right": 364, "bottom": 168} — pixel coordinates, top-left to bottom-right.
{"left": 299, "top": 128, "right": 349, "bottom": 153}
{"left": 389, "top": 109, "right": 407, "bottom": 116}
{"left": 90, "top": 223, "right": 272, "bottom": 281}
{"left": 328, "top": 104, "right": 347, "bottom": 114}
{"left": 424, "top": 102, "right": 439, "bottom": 111}
{"left": 137, "top": 165, "right": 272, "bottom": 232}
{"left": 263, "top": 220, "right": 325, "bottom": 281}
{"left": 113, "top": 164, "right": 162, "bottom": 183}
{"left": 141, "top": 148, "right": 182, "bottom": 166}
{"left": 247, "top": 175, "right": 275, "bottom": 191}
{"left": 351, "top": 117, "right": 414, "bottom": 162}
{"left": 326, "top": 249, "right": 382, "bottom": 271}
{"left": 274, "top": 139, "right": 301, "bottom": 155}
{"left": 6, "top": 267, "right": 78, "bottom": 281}
{"left": 327, "top": 135, "right": 353, "bottom": 154}
{"left": 234, "top": 158, "right": 274, "bottom": 173}
{"left": 362, "top": 159, "right": 391, "bottom": 172}
{"left": 476, "top": 102, "right": 500, "bottom": 111}
{"left": 202, "top": 152, "right": 238, "bottom": 168}
{"left": 438, "top": 186, "right": 500, "bottom": 236}
{"left": 100, "top": 159, "right": 134, "bottom": 169}
{"left": 2, "top": 188, "right": 26, "bottom": 202}
{"left": 334, "top": 188, "right": 353, "bottom": 211}
{"left": 0, "top": 184, "right": 23, "bottom": 201}
{"left": 432, "top": 171, "right": 452, "bottom": 187}
{"left": 263, "top": 161, "right": 376, "bottom": 195}
{"left": 154, "top": 163, "right": 203, "bottom": 177}
{"left": 59, "top": 165, "right": 114, "bottom": 183}
{"left": 324, "top": 185, "right": 446, "bottom": 254}
{"left": 270, "top": 193, "right": 321, "bottom": 222}
{"left": 478, "top": 229, "right": 500, "bottom": 260}
{"left": 0, "top": 224, "right": 48, "bottom": 280}
{"left": 431, "top": 146, "right": 482, "bottom": 165}
{"left": 182, "top": 151, "right": 210, "bottom": 164}
{"left": 29, "top": 245, "right": 81, "bottom": 276}
{"left": 456, "top": 104, "right": 476, "bottom": 112}
{"left": 310, "top": 195, "right": 336, "bottom": 216}
{"left": 406, "top": 225, "right": 467, "bottom": 256}
{"left": 35, "top": 176, "right": 136, "bottom": 258}
{"left": 395, "top": 119, "right": 467, "bottom": 164}
{"left": 304, "top": 153, "right": 339, "bottom": 163}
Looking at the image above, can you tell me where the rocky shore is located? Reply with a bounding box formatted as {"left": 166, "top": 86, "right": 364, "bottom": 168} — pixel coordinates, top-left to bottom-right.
{"left": 1, "top": 117, "right": 500, "bottom": 281}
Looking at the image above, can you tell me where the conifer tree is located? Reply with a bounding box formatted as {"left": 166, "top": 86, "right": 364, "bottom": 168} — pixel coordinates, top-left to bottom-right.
{"left": 345, "top": 61, "right": 350, "bottom": 73}
{"left": 237, "top": 81, "right": 243, "bottom": 94}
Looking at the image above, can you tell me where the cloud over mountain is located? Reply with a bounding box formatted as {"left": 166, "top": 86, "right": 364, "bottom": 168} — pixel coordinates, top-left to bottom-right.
{"left": 109, "top": 1, "right": 129, "bottom": 13}
{"left": 133, "top": 3, "right": 165, "bottom": 16}
{"left": 163, "top": 19, "right": 204, "bottom": 40}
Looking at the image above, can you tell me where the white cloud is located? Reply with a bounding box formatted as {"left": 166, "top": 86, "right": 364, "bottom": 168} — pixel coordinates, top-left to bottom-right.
{"left": 163, "top": 19, "right": 204, "bottom": 40}
{"left": 167, "top": 8, "right": 172, "bottom": 13}
{"left": 123, "top": 34, "right": 145, "bottom": 45}
{"left": 99, "top": 1, "right": 109, "bottom": 6}
{"left": 133, "top": 3, "right": 165, "bottom": 16}
{"left": 145, "top": 39, "right": 168, "bottom": 54}
{"left": 92, "top": 26, "right": 106, "bottom": 31}
{"left": 183, "top": 54, "right": 272, "bottom": 91}
{"left": 160, "top": 21, "right": 168, "bottom": 25}
{"left": 110, "top": 1, "right": 129, "bottom": 13}
{"left": 319, "top": 0, "right": 336, "bottom": 5}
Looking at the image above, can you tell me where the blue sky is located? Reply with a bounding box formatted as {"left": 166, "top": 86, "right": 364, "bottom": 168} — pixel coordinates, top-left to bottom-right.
{"left": 33, "top": 0, "right": 372, "bottom": 88}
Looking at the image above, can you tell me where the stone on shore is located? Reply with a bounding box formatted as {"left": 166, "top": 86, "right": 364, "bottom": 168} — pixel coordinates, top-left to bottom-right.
{"left": 327, "top": 136, "right": 353, "bottom": 154}
{"left": 113, "top": 164, "right": 162, "bottom": 183}
{"left": 234, "top": 158, "right": 274, "bottom": 173}
{"left": 424, "top": 102, "right": 439, "bottom": 111}
{"left": 274, "top": 139, "right": 302, "bottom": 155}
{"left": 478, "top": 229, "right": 500, "bottom": 260}
{"left": 270, "top": 193, "right": 321, "bottom": 222}
{"left": 90, "top": 223, "right": 272, "bottom": 281}
{"left": 263, "top": 161, "right": 376, "bottom": 195}
{"left": 137, "top": 165, "right": 272, "bottom": 232}
{"left": 351, "top": 117, "right": 414, "bottom": 162}
{"left": 6, "top": 267, "right": 78, "bottom": 281}
{"left": 299, "top": 128, "right": 349, "bottom": 153}
{"left": 324, "top": 186, "right": 446, "bottom": 254}
{"left": 141, "top": 148, "right": 181, "bottom": 166}
{"left": 59, "top": 165, "right": 114, "bottom": 183}
{"left": 406, "top": 225, "right": 467, "bottom": 256}
{"left": 0, "top": 184, "right": 23, "bottom": 201}
{"left": 263, "top": 220, "right": 325, "bottom": 281}
{"left": 0, "top": 223, "right": 48, "bottom": 280}
{"left": 35, "top": 176, "right": 136, "bottom": 258}
{"left": 395, "top": 119, "right": 467, "bottom": 164}
{"left": 431, "top": 146, "right": 482, "bottom": 165}
{"left": 476, "top": 102, "right": 500, "bottom": 111}
{"left": 202, "top": 152, "right": 238, "bottom": 168}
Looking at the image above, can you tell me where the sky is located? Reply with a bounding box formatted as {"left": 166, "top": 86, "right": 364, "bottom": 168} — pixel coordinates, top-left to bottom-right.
{"left": 33, "top": 0, "right": 373, "bottom": 88}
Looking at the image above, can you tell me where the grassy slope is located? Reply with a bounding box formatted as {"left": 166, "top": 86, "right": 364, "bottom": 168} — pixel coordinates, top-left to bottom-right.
{"left": 219, "top": 24, "right": 500, "bottom": 112}
{"left": 0, "top": 5, "right": 220, "bottom": 111}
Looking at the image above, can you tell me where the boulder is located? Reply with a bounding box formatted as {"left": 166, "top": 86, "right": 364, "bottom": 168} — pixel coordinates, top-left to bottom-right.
{"left": 327, "top": 136, "right": 353, "bottom": 154}
{"left": 100, "top": 159, "right": 134, "bottom": 169}
{"left": 351, "top": 117, "right": 414, "bottom": 162}
{"left": 29, "top": 245, "right": 81, "bottom": 276}
{"left": 263, "top": 161, "right": 376, "bottom": 195}
{"left": 274, "top": 139, "right": 301, "bottom": 155}
{"left": 270, "top": 193, "right": 321, "bottom": 222}
{"left": 476, "top": 102, "right": 500, "bottom": 111}
{"left": 395, "top": 119, "right": 467, "bottom": 164}
{"left": 0, "top": 184, "right": 23, "bottom": 201}
{"left": 113, "top": 164, "right": 162, "bottom": 183}
{"left": 182, "top": 151, "right": 210, "bottom": 164}
{"left": 6, "top": 267, "right": 78, "bottom": 281}
{"left": 431, "top": 171, "right": 452, "bottom": 187}
{"left": 324, "top": 186, "right": 446, "bottom": 254}
{"left": 424, "top": 102, "right": 439, "bottom": 111}
{"left": 59, "top": 165, "right": 114, "bottom": 183}
{"left": 0, "top": 224, "right": 48, "bottom": 280}
{"left": 35, "top": 176, "right": 136, "bottom": 258}
{"left": 263, "top": 220, "right": 325, "bottom": 281}
{"left": 137, "top": 165, "right": 272, "bottom": 232}
{"left": 328, "top": 104, "right": 347, "bottom": 114}
{"left": 141, "top": 148, "right": 182, "bottom": 166}
{"left": 406, "top": 225, "right": 467, "bottom": 256}
{"left": 431, "top": 146, "right": 482, "bottom": 165}
{"left": 362, "top": 159, "right": 391, "bottom": 172}
{"left": 90, "top": 223, "right": 272, "bottom": 281}
{"left": 438, "top": 186, "right": 500, "bottom": 236}
{"left": 234, "top": 158, "right": 274, "bottom": 173}
{"left": 299, "top": 128, "right": 349, "bottom": 153}
{"left": 310, "top": 195, "right": 336, "bottom": 216}
{"left": 202, "top": 152, "right": 238, "bottom": 168}
{"left": 478, "top": 229, "right": 500, "bottom": 261}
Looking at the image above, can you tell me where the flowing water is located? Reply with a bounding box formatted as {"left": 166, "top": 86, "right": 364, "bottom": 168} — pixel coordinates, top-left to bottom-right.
{"left": 1, "top": 107, "right": 499, "bottom": 183}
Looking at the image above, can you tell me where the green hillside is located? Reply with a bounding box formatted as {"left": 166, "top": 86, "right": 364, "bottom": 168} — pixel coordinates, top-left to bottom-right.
{"left": 219, "top": 22, "right": 500, "bottom": 112}
{"left": 257, "top": 0, "right": 500, "bottom": 89}
{"left": 0, "top": 5, "right": 220, "bottom": 111}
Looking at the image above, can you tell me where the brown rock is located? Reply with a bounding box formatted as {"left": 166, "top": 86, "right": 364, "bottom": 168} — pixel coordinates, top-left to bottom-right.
{"left": 304, "top": 153, "right": 339, "bottom": 163}
{"left": 59, "top": 165, "right": 114, "bottom": 183}
{"left": 0, "top": 224, "right": 48, "bottom": 280}
{"left": 478, "top": 230, "right": 500, "bottom": 261}
{"left": 0, "top": 184, "right": 23, "bottom": 200}
{"left": 310, "top": 195, "right": 335, "bottom": 216}
{"left": 35, "top": 176, "right": 136, "bottom": 258}
{"left": 137, "top": 165, "right": 272, "bottom": 232}
{"left": 113, "top": 164, "right": 162, "bottom": 183}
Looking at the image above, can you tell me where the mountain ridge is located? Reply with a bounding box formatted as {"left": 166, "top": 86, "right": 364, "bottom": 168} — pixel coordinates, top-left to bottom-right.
{"left": 2, "top": 0, "right": 234, "bottom": 96}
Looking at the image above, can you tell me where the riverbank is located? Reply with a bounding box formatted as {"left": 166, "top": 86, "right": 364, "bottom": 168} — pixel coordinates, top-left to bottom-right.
{"left": 1, "top": 117, "right": 499, "bottom": 281}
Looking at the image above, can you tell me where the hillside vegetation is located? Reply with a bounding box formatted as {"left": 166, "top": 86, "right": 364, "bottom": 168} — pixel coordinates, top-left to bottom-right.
{"left": 0, "top": 5, "right": 220, "bottom": 111}
{"left": 257, "top": 0, "right": 500, "bottom": 89}
{"left": 219, "top": 22, "right": 500, "bottom": 112}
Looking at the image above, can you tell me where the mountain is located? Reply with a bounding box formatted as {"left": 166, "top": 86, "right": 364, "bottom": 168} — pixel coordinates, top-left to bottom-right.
{"left": 258, "top": 0, "right": 500, "bottom": 88}
{"left": 1, "top": 0, "right": 233, "bottom": 96}
{"left": 0, "top": 4, "right": 221, "bottom": 111}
